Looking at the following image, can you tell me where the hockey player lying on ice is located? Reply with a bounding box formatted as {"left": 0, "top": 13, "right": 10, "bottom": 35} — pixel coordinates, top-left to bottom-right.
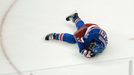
{"left": 45, "top": 13, "right": 108, "bottom": 58}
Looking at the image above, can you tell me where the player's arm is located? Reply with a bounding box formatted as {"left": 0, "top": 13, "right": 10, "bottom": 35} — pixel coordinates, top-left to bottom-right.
{"left": 82, "top": 34, "right": 96, "bottom": 58}
{"left": 78, "top": 42, "right": 96, "bottom": 58}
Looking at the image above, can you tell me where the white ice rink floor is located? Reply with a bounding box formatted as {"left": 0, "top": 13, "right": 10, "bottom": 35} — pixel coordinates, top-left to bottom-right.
{"left": 0, "top": 0, "right": 134, "bottom": 75}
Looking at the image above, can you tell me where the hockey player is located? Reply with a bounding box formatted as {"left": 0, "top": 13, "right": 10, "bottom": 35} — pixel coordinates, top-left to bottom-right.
{"left": 45, "top": 13, "right": 108, "bottom": 58}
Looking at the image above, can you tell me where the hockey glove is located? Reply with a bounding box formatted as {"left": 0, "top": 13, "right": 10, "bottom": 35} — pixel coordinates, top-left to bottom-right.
{"left": 83, "top": 49, "right": 96, "bottom": 58}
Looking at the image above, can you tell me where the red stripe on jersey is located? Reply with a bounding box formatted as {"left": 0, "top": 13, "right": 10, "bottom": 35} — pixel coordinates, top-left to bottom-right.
{"left": 59, "top": 33, "right": 63, "bottom": 41}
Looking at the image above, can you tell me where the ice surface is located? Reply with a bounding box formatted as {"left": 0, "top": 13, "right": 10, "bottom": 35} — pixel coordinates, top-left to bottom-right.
{"left": 0, "top": 0, "right": 134, "bottom": 75}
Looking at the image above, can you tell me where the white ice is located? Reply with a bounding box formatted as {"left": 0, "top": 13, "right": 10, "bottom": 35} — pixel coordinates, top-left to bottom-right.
{"left": 0, "top": 0, "right": 134, "bottom": 75}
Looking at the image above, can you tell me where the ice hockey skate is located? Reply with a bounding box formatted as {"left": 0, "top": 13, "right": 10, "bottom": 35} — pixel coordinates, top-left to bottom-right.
{"left": 66, "top": 13, "right": 79, "bottom": 22}
{"left": 45, "top": 33, "right": 56, "bottom": 40}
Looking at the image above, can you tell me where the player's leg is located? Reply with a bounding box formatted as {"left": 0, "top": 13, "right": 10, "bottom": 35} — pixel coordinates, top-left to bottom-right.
{"left": 66, "top": 13, "right": 85, "bottom": 30}
{"left": 45, "top": 33, "right": 76, "bottom": 44}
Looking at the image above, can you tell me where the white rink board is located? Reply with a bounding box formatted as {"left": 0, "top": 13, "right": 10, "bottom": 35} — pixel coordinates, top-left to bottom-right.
{"left": 0, "top": 0, "right": 134, "bottom": 74}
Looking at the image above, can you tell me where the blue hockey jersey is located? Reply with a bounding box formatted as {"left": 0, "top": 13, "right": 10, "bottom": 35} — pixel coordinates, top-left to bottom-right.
{"left": 74, "top": 24, "right": 108, "bottom": 55}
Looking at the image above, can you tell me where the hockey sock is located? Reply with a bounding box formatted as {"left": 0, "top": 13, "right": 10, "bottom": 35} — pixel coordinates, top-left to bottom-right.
{"left": 55, "top": 33, "right": 64, "bottom": 41}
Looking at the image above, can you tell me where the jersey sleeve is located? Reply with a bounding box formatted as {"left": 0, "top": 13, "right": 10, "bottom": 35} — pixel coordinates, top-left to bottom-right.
{"left": 77, "top": 32, "right": 96, "bottom": 54}
{"left": 84, "top": 33, "right": 95, "bottom": 49}
{"left": 77, "top": 42, "right": 85, "bottom": 54}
